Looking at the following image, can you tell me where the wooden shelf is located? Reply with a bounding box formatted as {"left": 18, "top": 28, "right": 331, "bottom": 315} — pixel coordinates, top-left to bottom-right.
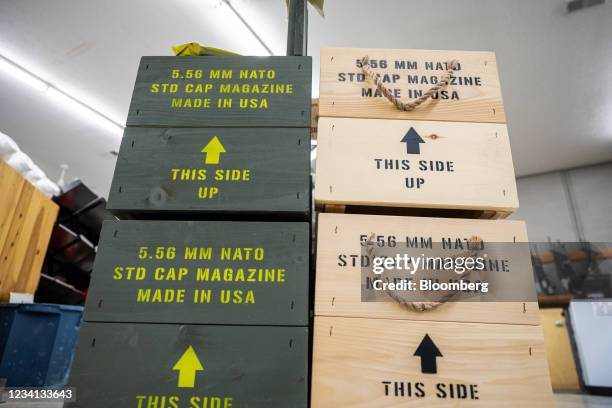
{"left": 538, "top": 294, "right": 574, "bottom": 308}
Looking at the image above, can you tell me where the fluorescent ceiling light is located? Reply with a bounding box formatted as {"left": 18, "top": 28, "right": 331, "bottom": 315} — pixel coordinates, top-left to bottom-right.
{"left": 222, "top": 0, "right": 275, "bottom": 56}
{"left": 0, "top": 54, "right": 124, "bottom": 136}
{"left": 205, "top": 0, "right": 275, "bottom": 56}
{"left": 0, "top": 56, "right": 47, "bottom": 92}
{"left": 46, "top": 88, "right": 123, "bottom": 135}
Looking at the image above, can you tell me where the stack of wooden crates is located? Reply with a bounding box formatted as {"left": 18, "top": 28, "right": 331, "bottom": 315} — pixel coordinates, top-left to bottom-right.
{"left": 0, "top": 161, "right": 58, "bottom": 301}
{"left": 67, "top": 56, "right": 312, "bottom": 407}
{"left": 311, "top": 48, "right": 554, "bottom": 406}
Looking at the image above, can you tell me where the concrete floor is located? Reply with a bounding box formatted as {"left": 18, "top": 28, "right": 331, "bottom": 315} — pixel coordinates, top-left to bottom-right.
{"left": 554, "top": 393, "right": 612, "bottom": 407}
{"left": 2, "top": 393, "right": 611, "bottom": 407}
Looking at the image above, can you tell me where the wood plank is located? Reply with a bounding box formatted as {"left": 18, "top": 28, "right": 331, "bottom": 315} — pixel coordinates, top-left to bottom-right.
{"left": 0, "top": 182, "right": 35, "bottom": 299}
{"left": 540, "top": 308, "right": 581, "bottom": 391}
{"left": 311, "top": 98, "right": 319, "bottom": 140}
{"left": 315, "top": 213, "right": 541, "bottom": 325}
{"left": 319, "top": 48, "right": 505, "bottom": 123}
{"left": 539, "top": 295, "right": 574, "bottom": 308}
{"left": 84, "top": 220, "right": 310, "bottom": 326}
{"left": 0, "top": 161, "right": 26, "bottom": 254}
{"left": 286, "top": 0, "right": 307, "bottom": 56}
{"left": 0, "top": 169, "right": 58, "bottom": 300}
{"left": 323, "top": 204, "right": 346, "bottom": 213}
{"left": 68, "top": 322, "right": 308, "bottom": 408}
{"left": 318, "top": 203, "right": 510, "bottom": 220}
{"left": 315, "top": 118, "right": 518, "bottom": 214}
{"left": 312, "top": 316, "right": 553, "bottom": 407}
{"left": 126, "top": 56, "right": 312, "bottom": 127}
{"left": 13, "top": 187, "right": 45, "bottom": 292}
{"left": 21, "top": 189, "right": 59, "bottom": 293}
{"left": 107, "top": 127, "right": 310, "bottom": 218}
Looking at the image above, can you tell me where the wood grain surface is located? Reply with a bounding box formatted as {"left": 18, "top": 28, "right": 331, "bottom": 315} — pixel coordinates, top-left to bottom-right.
{"left": 319, "top": 48, "right": 505, "bottom": 123}
{"left": 68, "top": 322, "right": 308, "bottom": 408}
{"left": 315, "top": 117, "right": 518, "bottom": 213}
{"left": 0, "top": 161, "right": 58, "bottom": 300}
{"left": 108, "top": 127, "right": 310, "bottom": 218}
{"left": 85, "top": 220, "right": 310, "bottom": 326}
{"left": 315, "top": 213, "right": 540, "bottom": 325}
{"left": 311, "top": 316, "right": 553, "bottom": 407}
{"left": 126, "top": 56, "right": 312, "bottom": 127}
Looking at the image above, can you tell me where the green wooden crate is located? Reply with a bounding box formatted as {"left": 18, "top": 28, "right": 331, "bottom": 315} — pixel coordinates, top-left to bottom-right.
{"left": 84, "top": 220, "right": 309, "bottom": 326}
{"left": 107, "top": 127, "right": 310, "bottom": 219}
{"left": 67, "top": 322, "right": 308, "bottom": 408}
{"left": 126, "top": 56, "right": 312, "bottom": 127}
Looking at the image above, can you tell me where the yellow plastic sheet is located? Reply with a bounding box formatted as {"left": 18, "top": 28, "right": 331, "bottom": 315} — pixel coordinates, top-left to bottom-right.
{"left": 172, "top": 42, "right": 240, "bottom": 57}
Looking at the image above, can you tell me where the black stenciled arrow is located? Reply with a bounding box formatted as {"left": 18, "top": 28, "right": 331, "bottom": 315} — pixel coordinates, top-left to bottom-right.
{"left": 401, "top": 127, "right": 425, "bottom": 154}
{"left": 413, "top": 334, "right": 443, "bottom": 374}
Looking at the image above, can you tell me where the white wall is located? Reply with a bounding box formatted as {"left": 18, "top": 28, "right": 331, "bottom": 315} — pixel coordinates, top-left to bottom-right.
{"left": 510, "top": 162, "right": 612, "bottom": 243}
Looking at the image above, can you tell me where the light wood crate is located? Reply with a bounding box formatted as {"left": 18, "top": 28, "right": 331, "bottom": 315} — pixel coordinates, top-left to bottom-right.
{"left": 315, "top": 213, "right": 540, "bottom": 325}
{"left": 316, "top": 47, "right": 516, "bottom": 217}
{"left": 319, "top": 47, "right": 505, "bottom": 123}
{"left": 315, "top": 117, "right": 518, "bottom": 218}
{"left": 311, "top": 316, "right": 554, "bottom": 407}
{"left": 0, "top": 161, "right": 58, "bottom": 300}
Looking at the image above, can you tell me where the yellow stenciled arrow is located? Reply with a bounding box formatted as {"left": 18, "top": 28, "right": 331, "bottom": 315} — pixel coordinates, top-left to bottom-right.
{"left": 201, "top": 136, "right": 226, "bottom": 165}
{"left": 172, "top": 346, "right": 204, "bottom": 388}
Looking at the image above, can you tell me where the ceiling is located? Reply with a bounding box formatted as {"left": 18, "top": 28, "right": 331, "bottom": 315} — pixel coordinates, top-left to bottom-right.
{"left": 0, "top": 0, "right": 611, "bottom": 197}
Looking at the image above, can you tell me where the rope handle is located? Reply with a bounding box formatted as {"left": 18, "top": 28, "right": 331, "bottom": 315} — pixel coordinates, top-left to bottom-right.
{"left": 360, "top": 55, "right": 459, "bottom": 111}
{"left": 366, "top": 233, "right": 483, "bottom": 312}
